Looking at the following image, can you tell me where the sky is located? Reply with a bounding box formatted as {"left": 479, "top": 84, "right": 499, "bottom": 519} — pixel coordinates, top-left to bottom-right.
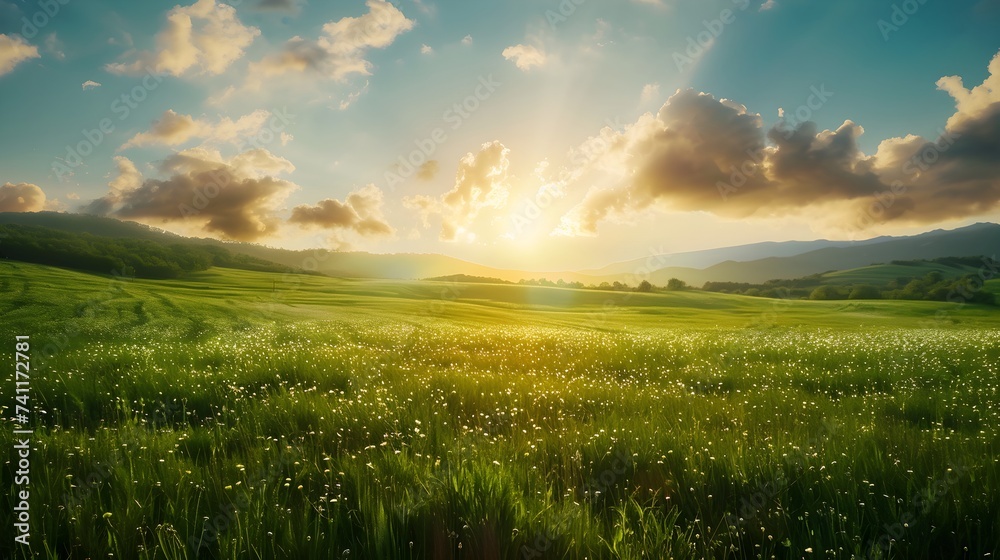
{"left": 1, "top": 0, "right": 999, "bottom": 271}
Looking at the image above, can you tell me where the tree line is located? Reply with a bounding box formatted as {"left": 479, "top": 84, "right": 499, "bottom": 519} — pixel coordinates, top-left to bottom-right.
{"left": 0, "top": 224, "right": 297, "bottom": 279}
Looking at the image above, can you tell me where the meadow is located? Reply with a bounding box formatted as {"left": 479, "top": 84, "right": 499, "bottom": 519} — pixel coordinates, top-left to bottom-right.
{"left": 1, "top": 260, "right": 999, "bottom": 559}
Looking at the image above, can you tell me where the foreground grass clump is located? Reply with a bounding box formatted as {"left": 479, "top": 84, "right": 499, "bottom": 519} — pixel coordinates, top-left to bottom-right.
{"left": 1, "top": 262, "right": 998, "bottom": 559}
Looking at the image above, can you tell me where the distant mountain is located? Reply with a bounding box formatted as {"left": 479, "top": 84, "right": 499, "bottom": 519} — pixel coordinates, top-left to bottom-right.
{"left": 639, "top": 223, "right": 1000, "bottom": 285}
{"left": 0, "top": 212, "right": 599, "bottom": 282}
{"left": 3, "top": 212, "right": 998, "bottom": 286}
{"left": 585, "top": 238, "right": 889, "bottom": 275}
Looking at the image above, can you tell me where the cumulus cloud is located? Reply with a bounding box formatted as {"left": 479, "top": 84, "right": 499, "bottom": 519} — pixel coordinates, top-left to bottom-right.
{"left": 106, "top": 0, "right": 260, "bottom": 77}
{"left": 937, "top": 49, "right": 1000, "bottom": 129}
{"left": 289, "top": 184, "right": 395, "bottom": 242}
{"left": 120, "top": 109, "right": 273, "bottom": 149}
{"left": 502, "top": 44, "right": 546, "bottom": 71}
{"left": 641, "top": 82, "right": 660, "bottom": 103}
{"left": 82, "top": 80, "right": 102, "bottom": 90}
{"left": 0, "top": 182, "right": 46, "bottom": 212}
{"left": 249, "top": 0, "right": 413, "bottom": 83}
{"left": 556, "top": 49, "right": 1000, "bottom": 236}
{"left": 84, "top": 148, "right": 296, "bottom": 241}
{"left": 404, "top": 141, "right": 510, "bottom": 242}
{"left": 0, "top": 34, "right": 40, "bottom": 76}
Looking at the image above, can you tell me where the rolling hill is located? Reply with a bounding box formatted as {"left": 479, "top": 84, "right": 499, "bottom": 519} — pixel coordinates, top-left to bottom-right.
{"left": 2, "top": 212, "right": 998, "bottom": 285}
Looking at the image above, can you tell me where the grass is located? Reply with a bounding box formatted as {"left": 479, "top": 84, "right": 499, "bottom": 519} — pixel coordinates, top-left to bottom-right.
{"left": 1, "top": 260, "right": 999, "bottom": 559}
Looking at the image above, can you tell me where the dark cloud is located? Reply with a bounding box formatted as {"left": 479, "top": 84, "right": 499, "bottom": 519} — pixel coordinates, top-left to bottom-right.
{"left": 559, "top": 50, "right": 1000, "bottom": 235}
{"left": 416, "top": 160, "right": 439, "bottom": 181}
{"left": 289, "top": 184, "right": 394, "bottom": 237}
{"left": 84, "top": 149, "right": 296, "bottom": 241}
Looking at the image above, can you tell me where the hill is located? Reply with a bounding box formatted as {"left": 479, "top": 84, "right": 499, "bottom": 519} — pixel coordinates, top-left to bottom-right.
{"left": 0, "top": 222, "right": 300, "bottom": 279}
{"left": 639, "top": 223, "right": 1000, "bottom": 285}
{"left": 3, "top": 212, "right": 1000, "bottom": 285}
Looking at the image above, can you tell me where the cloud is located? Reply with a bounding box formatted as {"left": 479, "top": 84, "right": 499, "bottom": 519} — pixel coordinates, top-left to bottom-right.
{"left": 759, "top": 0, "right": 777, "bottom": 11}
{"left": 338, "top": 80, "right": 370, "bottom": 110}
{"left": 502, "top": 44, "right": 546, "bottom": 71}
{"left": 416, "top": 160, "right": 439, "bottom": 180}
{"left": 0, "top": 34, "right": 40, "bottom": 77}
{"left": 461, "top": 34, "right": 473, "bottom": 46}
{"left": 82, "top": 156, "right": 144, "bottom": 215}
{"left": 106, "top": 0, "right": 260, "bottom": 77}
{"left": 420, "top": 44, "right": 433, "bottom": 55}
{"left": 641, "top": 82, "right": 660, "bottom": 103}
{"left": 289, "top": 184, "right": 395, "bottom": 241}
{"left": 44, "top": 33, "right": 64, "bottom": 60}
{"left": 936, "top": 49, "right": 1000, "bottom": 129}
{"left": 257, "top": 0, "right": 300, "bottom": 11}
{"left": 0, "top": 182, "right": 46, "bottom": 212}
{"left": 249, "top": 0, "right": 413, "bottom": 83}
{"left": 120, "top": 109, "right": 273, "bottom": 149}
{"left": 82, "top": 80, "right": 102, "bottom": 90}
{"left": 84, "top": 148, "right": 297, "bottom": 241}
{"left": 404, "top": 141, "right": 510, "bottom": 241}
{"left": 556, "top": 50, "right": 1000, "bottom": 235}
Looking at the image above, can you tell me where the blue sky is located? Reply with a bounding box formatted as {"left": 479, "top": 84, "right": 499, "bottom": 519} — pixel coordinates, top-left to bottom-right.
{"left": 1, "top": 0, "right": 998, "bottom": 270}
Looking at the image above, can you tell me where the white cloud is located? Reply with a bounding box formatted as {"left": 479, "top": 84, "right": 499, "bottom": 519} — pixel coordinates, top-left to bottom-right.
{"left": 759, "top": 0, "right": 777, "bottom": 11}
{"left": 338, "top": 80, "right": 370, "bottom": 110}
{"left": 937, "top": 49, "right": 1000, "bottom": 129}
{"left": 461, "top": 34, "right": 473, "bottom": 46}
{"left": 641, "top": 82, "right": 660, "bottom": 103}
{"left": 0, "top": 182, "right": 46, "bottom": 212}
{"left": 120, "top": 109, "right": 273, "bottom": 150}
{"left": 249, "top": 0, "right": 414, "bottom": 83}
{"left": 420, "top": 44, "right": 433, "bottom": 55}
{"left": 0, "top": 34, "right": 40, "bottom": 77}
{"left": 404, "top": 141, "right": 511, "bottom": 242}
{"left": 502, "top": 44, "right": 546, "bottom": 71}
{"left": 106, "top": 0, "right": 260, "bottom": 77}
{"left": 82, "top": 80, "right": 102, "bottom": 90}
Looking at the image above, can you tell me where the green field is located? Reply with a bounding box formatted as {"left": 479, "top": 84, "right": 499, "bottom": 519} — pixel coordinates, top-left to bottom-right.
{"left": 2, "top": 261, "right": 999, "bottom": 559}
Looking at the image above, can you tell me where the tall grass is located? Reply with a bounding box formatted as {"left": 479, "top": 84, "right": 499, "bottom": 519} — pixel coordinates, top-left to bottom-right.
{"left": 1, "top": 263, "right": 998, "bottom": 558}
